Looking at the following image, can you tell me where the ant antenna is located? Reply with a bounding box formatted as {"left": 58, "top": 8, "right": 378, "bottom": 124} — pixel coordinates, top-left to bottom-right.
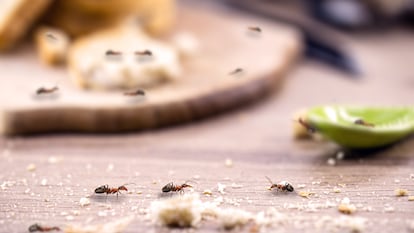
{"left": 265, "top": 176, "right": 274, "bottom": 185}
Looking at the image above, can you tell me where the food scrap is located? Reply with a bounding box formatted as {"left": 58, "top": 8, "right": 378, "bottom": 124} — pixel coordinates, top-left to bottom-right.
{"left": 27, "top": 163, "right": 36, "bottom": 172}
{"left": 35, "top": 27, "right": 70, "bottom": 65}
{"left": 394, "top": 188, "right": 408, "bottom": 196}
{"left": 298, "top": 191, "right": 315, "bottom": 199}
{"left": 217, "top": 208, "right": 253, "bottom": 230}
{"left": 217, "top": 183, "right": 226, "bottom": 194}
{"left": 79, "top": 197, "right": 90, "bottom": 207}
{"left": 150, "top": 193, "right": 203, "bottom": 228}
{"left": 338, "top": 204, "right": 357, "bottom": 215}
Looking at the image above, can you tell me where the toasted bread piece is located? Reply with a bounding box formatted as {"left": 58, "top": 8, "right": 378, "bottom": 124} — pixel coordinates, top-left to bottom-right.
{"left": 35, "top": 26, "right": 70, "bottom": 66}
{"left": 44, "top": 0, "right": 175, "bottom": 37}
{"left": 0, "top": 0, "right": 52, "bottom": 51}
{"left": 68, "top": 25, "right": 181, "bottom": 90}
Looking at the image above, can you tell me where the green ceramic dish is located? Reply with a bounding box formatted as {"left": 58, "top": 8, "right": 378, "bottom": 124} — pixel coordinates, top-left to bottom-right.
{"left": 306, "top": 106, "right": 414, "bottom": 149}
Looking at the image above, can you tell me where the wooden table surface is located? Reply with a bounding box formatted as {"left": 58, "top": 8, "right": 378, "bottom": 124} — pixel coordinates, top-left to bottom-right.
{"left": 1, "top": 2, "right": 414, "bottom": 233}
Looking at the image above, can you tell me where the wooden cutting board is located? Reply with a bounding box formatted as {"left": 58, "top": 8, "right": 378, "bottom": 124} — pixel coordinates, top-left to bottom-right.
{"left": 0, "top": 4, "right": 300, "bottom": 135}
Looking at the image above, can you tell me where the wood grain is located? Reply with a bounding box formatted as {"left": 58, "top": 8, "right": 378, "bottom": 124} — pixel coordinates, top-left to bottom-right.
{"left": 1, "top": 1, "right": 414, "bottom": 233}
{"left": 0, "top": 4, "right": 300, "bottom": 135}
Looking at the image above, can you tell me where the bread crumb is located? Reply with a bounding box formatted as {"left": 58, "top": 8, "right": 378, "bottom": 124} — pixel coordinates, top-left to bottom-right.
{"left": 316, "top": 215, "right": 366, "bottom": 232}
{"left": 35, "top": 26, "right": 70, "bottom": 66}
{"left": 217, "top": 208, "right": 253, "bottom": 230}
{"left": 106, "top": 164, "right": 114, "bottom": 172}
{"left": 395, "top": 188, "right": 408, "bottom": 196}
{"left": 333, "top": 187, "right": 341, "bottom": 193}
{"left": 384, "top": 206, "right": 394, "bottom": 212}
{"left": 203, "top": 189, "right": 213, "bottom": 196}
{"left": 224, "top": 159, "right": 233, "bottom": 167}
{"left": 327, "top": 158, "right": 336, "bottom": 166}
{"left": 254, "top": 208, "right": 286, "bottom": 228}
{"left": 26, "top": 164, "right": 36, "bottom": 172}
{"left": 136, "top": 191, "right": 143, "bottom": 195}
{"left": 40, "top": 178, "right": 48, "bottom": 186}
{"left": 338, "top": 204, "right": 356, "bottom": 214}
{"left": 64, "top": 216, "right": 134, "bottom": 233}
{"left": 408, "top": 196, "right": 414, "bottom": 201}
{"left": 336, "top": 151, "right": 345, "bottom": 160}
{"left": 79, "top": 197, "right": 90, "bottom": 207}
{"left": 150, "top": 193, "right": 202, "bottom": 228}
{"left": 299, "top": 191, "right": 315, "bottom": 199}
{"left": 217, "top": 183, "right": 226, "bottom": 194}
{"left": 297, "top": 184, "right": 306, "bottom": 189}
{"left": 172, "top": 31, "right": 200, "bottom": 58}
{"left": 48, "top": 156, "right": 62, "bottom": 164}
{"left": 292, "top": 109, "right": 312, "bottom": 139}
{"left": 341, "top": 197, "right": 351, "bottom": 204}
{"left": 231, "top": 183, "right": 243, "bottom": 189}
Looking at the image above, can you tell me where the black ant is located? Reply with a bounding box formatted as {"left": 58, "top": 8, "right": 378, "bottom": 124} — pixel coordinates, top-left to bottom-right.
{"left": 229, "top": 68, "right": 243, "bottom": 75}
{"left": 296, "top": 118, "right": 316, "bottom": 133}
{"left": 36, "top": 86, "right": 59, "bottom": 95}
{"left": 265, "top": 176, "right": 294, "bottom": 192}
{"left": 247, "top": 26, "right": 262, "bottom": 33}
{"left": 105, "top": 50, "right": 122, "bottom": 56}
{"left": 28, "top": 223, "right": 60, "bottom": 232}
{"left": 134, "top": 50, "right": 152, "bottom": 56}
{"left": 94, "top": 183, "right": 134, "bottom": 198}
{"left": 354, "top": 118, "right": 375, "bottom": 127}
{"left": 162, "top": 181, "right": 193, "bottom": 193}
{"left": 45, "top": 33, "right": 57, "bottom": 42}
{"left": 124, "top": 89, "right": 145, "bottom": 96}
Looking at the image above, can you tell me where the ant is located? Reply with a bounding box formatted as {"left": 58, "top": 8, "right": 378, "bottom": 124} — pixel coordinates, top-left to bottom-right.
{"left": 105, "top": 50, "right": 122, "bottom": 56}
{"left": 94, "top": 183, "right": 134, "bottom": 198}
{"left": 265, "top": 176, "right": 294, "bottom": 192}
{"left": 28, "top": 223, "right": 60, "bottom": 232}
{"left": 247, "top": 26, "right": 262, "bottom": 33}
{"left": 295, "top": 117, "right": 316, "bottom": 133}
{"left": 36, "top": 86, "right": 59, "bottom": 95}
{"left": 134, "top": 50, "right": 152, "bottom": 56}
{"left": 162, "top": 181, "right": 193, "bottom": 193}
{"left": 45, "top": 33, "right": 57, "bottom": 42}
{"left": 354, "top": 118, "right": 375, "bottom": 127}
{"left": 124, "top": 89, "right": 145, "bottom": 96}
{"left": 229, "top": 68, "right": 243, "bottom": 75}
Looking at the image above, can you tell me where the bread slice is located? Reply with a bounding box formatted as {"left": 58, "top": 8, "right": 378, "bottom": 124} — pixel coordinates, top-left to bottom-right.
{"left": 44, "top": 0, "right": 175, "bottom": 37}
{"left": 68, "top": 25, "right": 181, "bottom": 90}
{"left": 0, "top": 0, "right": 52, "bottom": 51}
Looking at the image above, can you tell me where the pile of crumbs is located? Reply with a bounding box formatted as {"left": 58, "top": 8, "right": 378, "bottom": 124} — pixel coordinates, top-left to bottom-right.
{"left": 315, "top": 215, "right": 366, "bottom": 232}
{"left": 149, "top": 193, "right": 289, "bottom": 231}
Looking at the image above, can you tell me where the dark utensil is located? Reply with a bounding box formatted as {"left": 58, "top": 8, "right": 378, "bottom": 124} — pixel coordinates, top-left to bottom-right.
{"left": 225, "top": 0, "right": 362, "bottom": 77}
